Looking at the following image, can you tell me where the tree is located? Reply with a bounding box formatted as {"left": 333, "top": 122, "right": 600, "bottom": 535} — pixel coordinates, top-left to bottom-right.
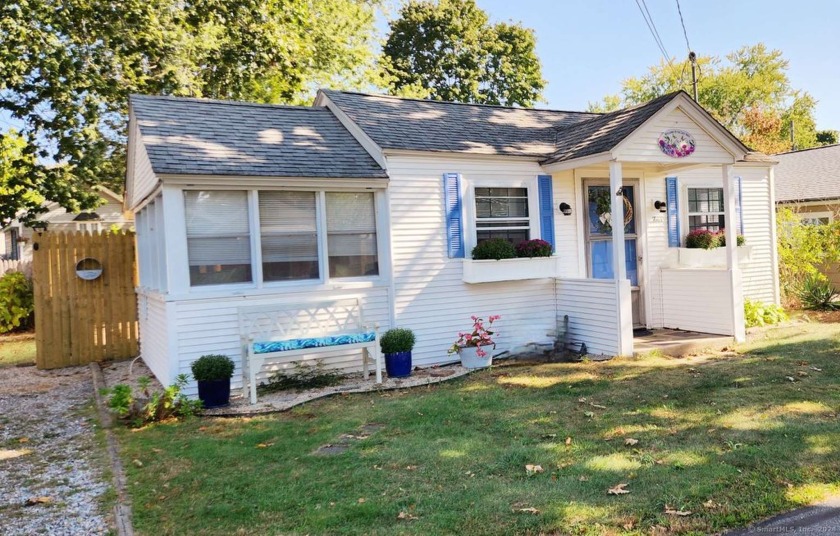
{"left": 816, "top": 130, "right": 839, "bottom": 146}
{"left": 0, "top": 0, "right": 381, "bottom": 223}
{"left": 588, "top": 44, "right": 820, "bottom": 154}
{"left": 381, "top": 0, "right": 545, "bottom": 106}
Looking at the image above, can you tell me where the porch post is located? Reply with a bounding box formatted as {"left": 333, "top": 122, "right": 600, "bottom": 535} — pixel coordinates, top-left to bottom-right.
{"left": 610, "top": 161, "right": 633, "bottom": 355}
{"left": 722, "top": 164, "right": 746, "bottom": 342}
{"left": 609, "top": 161, "right": 627, "bottom": 280}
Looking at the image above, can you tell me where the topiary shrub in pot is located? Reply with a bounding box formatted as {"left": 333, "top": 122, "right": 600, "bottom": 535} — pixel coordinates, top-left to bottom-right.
{"left": 471, "top": 238, "right": 516, "bottom": 260}
{"left": 191, "top": 354, "right": 235, "bottom": 408}
{"left": 380, "top": 328, "right": 416, "bottom": 378}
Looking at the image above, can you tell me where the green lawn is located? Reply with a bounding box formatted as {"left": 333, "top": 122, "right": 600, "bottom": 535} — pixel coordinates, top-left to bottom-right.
{"left": 0, "top": 334, "right": 36, "bottom": 367}
{"left": 118, "top": 323, "right": 840, "bottom": 535}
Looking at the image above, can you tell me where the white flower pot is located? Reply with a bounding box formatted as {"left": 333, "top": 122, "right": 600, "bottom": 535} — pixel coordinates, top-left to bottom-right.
{"left": 458, "top": 346, "right": 493, "bottom": 369}
{"left": 462, "top": 257, "right": 557, "bottom": 284}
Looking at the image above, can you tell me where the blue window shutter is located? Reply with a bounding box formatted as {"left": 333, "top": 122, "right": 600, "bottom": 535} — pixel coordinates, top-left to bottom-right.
{"left": 735, "top": 176, "right": 744, "bottom": 235}
{"left": 443, "top": 173, "right": 464, "bottom": 258}
{"left": 537, "top": 175, "right": 555, "bottom": 252}
{"left": 666, "top": 177, "right": 680, "bottom": 247}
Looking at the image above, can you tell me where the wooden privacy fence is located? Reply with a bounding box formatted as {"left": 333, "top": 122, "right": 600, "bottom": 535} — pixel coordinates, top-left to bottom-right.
{"left": 33, "top": 231, "right": 138, "bottom": 369}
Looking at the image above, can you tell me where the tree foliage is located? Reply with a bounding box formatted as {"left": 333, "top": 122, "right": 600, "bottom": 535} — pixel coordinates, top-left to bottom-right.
{"left": 776, "top": 207, "right": 840, "bottom": 305}
{"left": 588, "top": 44, "right": 820, "bottom": 154}
{"left": 381, "top": 0, "right": 545, "bottom": 106}
{"left": 0, "top": 0, "right": 381, "bottom": 224}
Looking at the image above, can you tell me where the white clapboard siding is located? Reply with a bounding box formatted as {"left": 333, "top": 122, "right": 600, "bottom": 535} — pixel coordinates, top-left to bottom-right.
{"left": 171, "top": 286, "right": 390, "bottom": 395}
{"left": 737, "top": 167, "right": 777, "bottom": 304}
{"left": 615, "top": 106, "right": 734, "bottom": 164}
{"left": 552, "top": 170, "right": 583, "bottom": 278}
{"left": 137, "top": 292, "right": 170, "bottom": 383}
{"left": 129, "top": 118, "right": 159, "bottom": 209}
{"left": 556, "top": 278, "right": 621, "bottom": 356}
{"left": 642, "top": 173, "right": 670, "bottom": 328}
{"left": 387, "top": 156, "right": 558, "bottom": 367}
{"left": 661, "top": 269, "right": 734, "bottom": 335}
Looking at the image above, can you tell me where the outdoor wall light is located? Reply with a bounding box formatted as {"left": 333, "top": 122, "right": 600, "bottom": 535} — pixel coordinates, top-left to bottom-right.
{"left": 654, "top": 200, "right": 668, "bottom": 213}
{"left": 30, "top": 221, "right": 49, "bottom": 234}
{"left": 558, "top": 202, "right": 573, "bottom": 216}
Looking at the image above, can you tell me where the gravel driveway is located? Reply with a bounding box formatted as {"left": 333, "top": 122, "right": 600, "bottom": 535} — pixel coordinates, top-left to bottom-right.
{"left": 0, "top": 364, "right": 110, "bottom": 535}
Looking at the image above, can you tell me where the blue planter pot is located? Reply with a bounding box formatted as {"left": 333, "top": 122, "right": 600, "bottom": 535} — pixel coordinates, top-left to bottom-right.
{"left": 197, "top": 378, "right": 231, "bottom": 408}
{"left": 384, "top": 351, "right": 412, "bottom": 378}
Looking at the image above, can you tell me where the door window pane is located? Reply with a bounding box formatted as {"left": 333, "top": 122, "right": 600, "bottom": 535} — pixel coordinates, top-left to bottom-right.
{"left": 587, "top": 185, "right": 635, "bottom": 236}
{"left": 590, "top": 239, "right": 638, "bottom": 286}
{"left": 259, "top": 191, "right": 319, "bottom": 281}
{"left": 185, "top": 190, "right": 252, "bottom": 286}
{"left": 326, "top": 192, "right": 379, "bottom": 278}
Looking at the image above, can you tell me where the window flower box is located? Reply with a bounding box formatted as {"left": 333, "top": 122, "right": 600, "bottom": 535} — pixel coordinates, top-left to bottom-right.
{"left": 677, "top": 245, "right": 753, "bottom": 268}
{"left": 462, "top": 256, "right": 557, "bottom": 284}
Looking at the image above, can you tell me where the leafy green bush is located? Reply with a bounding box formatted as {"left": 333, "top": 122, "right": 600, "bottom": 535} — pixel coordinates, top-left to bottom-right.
{"left": 471, "top": 238, "right": 516, "bottom": 260}
{"left": 260, "top": 360, "right": 343, "bottom": 393}
{"left": 717, "top": 233, "right": 746, "bottom": 247}
{"left": 744, "top": 299, "right": 788, "bottom": 327}
{"left": 685, "top": 229, "right": 718, "bottom": 249}
{"left": 776, "top": 208, "right": 840, "bottom": 305}
{"left": 190, "top": 354, "right": 235, "bottom": 381}
{"left": 0, "top": 271, "right": 33, "bottom": 333}
{"left": 798, "top": 274, "right": 839, "bottom": 310}
{"left": 380, "top": 327, "right": 415, "bottom": 354}
{"left": 105, "top": 374, "right": 202, "bottom": 427}
{"left": 514, "top": 239, "right": 552, "bottom": 258}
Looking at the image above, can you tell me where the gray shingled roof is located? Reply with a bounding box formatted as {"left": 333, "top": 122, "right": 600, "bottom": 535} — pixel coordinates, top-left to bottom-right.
{"left": 775, "top": 144, "right": 840, "bottom": 202}
{"left": 540, "top": 92, "right": 681, "bottom": 164}
{"left": 130, "top": 95, "right": 387, "bottom": 178}
{"left": 321, "top": 89, "right": 599, "bottom": 158}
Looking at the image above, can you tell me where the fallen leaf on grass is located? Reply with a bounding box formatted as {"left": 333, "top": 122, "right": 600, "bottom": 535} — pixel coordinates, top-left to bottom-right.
{"left": 624, "top": 438, "right": 639, "bottom": 446}
{"left": 525, "top": 464, "right": 544, "bottom": 475}
{"left": 579, "top": 475, "right": 589, "bottom": 482}
{"left": 24, "top": 496, "right": 52, "bottom": 507}
{"left": 786, "top": 376, "right": 796, "bottom": 382}
{"left": 797, "top": 371, "right": 809, "bottom": 377}
{"left": 405, "top": 465, "right": 418, "bottom": 471}
{"left": 810, "top": 366, "right": 822, "bottom": 372}
{"left": 515, "top": 507, "right": 540, "bottom": 514}
{"left": 664, "top": 505, "right": 692, "bottom": 516}
{"left": 703, "top": 499, "right": 720, "bottom": 509}
{"left": 589, "top": 402, "right": 607, "bottom": 409}
{"left": 397, "top": 511, "right": 418, "bottom": 520}
{"left": 565, "top": 437, "right": 573, "bottom": 445}
{"left": 18, "top": 437, "right": 29, "bottom": 443}
{"left": 256, "top": 442, "right": 274, "bottom": 448}
{"left": 132, "top": 459, "right": 143, "bottom": 468}
{"left": 607, "top": 483, "right": 630, "bottom": 495}
{"left": 357, "top": 498, "right": 366, "bottom": 504}
{"left": 542, "top": 433, "right": 557, "bottom": 439}
{"left": 584, "top": 411, "right": 595, "bottom": 418}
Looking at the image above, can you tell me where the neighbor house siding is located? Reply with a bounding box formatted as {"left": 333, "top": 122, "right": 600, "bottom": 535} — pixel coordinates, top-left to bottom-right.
{"left": 615, "top": 106, "right": 734, "bottom": 164}
{"left": 171, "top": 287, "right": 391, "bottom": 395}
{"left": 386, "top": 155, "right": 558, "bottom": 367}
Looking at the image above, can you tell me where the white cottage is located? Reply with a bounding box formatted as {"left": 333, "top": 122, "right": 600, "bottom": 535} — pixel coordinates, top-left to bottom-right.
{"left": 125, "top": 90, "right": 779, "bottom": 395}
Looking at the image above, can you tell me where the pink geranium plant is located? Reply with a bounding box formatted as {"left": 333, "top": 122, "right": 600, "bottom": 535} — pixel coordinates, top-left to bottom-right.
{"left": 448, "top": 315, "right": 501, "bottom": 358}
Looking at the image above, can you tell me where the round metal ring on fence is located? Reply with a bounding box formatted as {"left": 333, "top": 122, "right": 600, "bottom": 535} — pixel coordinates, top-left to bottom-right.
{"left": 75, "top": 257, "right": 103, "bottom": 280}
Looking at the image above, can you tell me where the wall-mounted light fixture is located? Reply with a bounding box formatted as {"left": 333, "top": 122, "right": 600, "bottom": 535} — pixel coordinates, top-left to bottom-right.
{"left": 654, "top": 200, "right": 668, "bottom": 213}
{"left": 30, "top": 221, "right": 49, "bottom": 235}
{"left": 558, "top": 202, "right": 573, "bottom": 216}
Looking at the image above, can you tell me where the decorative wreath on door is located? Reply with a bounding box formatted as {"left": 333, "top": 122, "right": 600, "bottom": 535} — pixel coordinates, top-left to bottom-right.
{"left": 589, "top": 189, "right": 633, "bottom": 233}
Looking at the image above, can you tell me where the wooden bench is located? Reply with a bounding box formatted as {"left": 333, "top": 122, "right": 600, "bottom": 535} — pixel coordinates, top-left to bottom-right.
{"left": 239, "top": 298, "right": 381, "bottom": 404}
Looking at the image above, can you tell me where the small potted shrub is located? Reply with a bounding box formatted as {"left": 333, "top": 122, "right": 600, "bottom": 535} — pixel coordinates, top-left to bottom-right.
{"left": 515, "top": 238, "right": 552, "bottom": 258}
{"left": 716, "top": 232, "right": 745, "bottom": 247}
{"left": 471, "top": 238, "right": 516, "bottom": 260}
{"left": 380, "top": 328, "right": 416, "bottom": 378}
{"left": 448, "top": 315, "right": 500, "bottom": 369}
{"left": 685, "top": 229, "right": 718, "bottom": 249}
{"left": 191, "top": 354, "right": 235, "bottom": 408}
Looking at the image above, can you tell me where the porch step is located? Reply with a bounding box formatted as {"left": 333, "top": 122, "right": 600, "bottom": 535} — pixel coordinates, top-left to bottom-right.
{"left": 633, "top": 329, "right": 734, "bottom": 358}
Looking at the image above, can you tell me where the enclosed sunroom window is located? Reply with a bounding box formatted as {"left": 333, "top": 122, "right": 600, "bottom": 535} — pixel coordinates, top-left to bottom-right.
{"left": 474, "top": 187, "right": 530, "bottom": 244}
{"left": 185, "top": 190, "right": 252, "bottom": 286}
{"left": 326, "top": 192, "right": 379, "bottom": 278}
{"left": 259, "top": 191, "right": 319, "bottom": 281}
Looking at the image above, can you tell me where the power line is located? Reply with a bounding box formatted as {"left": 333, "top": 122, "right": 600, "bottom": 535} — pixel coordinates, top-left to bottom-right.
{"left": 675, "top": 0, "right": 692, "bottom": 53}
{"left": 634, "top": 0, "right": 672, "bottom": 65}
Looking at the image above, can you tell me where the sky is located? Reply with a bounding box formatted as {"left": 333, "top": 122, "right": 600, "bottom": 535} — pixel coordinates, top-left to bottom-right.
{"left": 453, "top": 0, "right": 840, "bottom": 129}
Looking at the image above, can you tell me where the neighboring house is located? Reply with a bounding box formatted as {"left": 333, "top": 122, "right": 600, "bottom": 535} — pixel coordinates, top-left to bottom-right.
{"left": 774, "top": 144, "right": 840, "bottom": 288}
{"left": 125, "top": 90, "right": 780, "bottom": 393}
{"left": 0, "top": 187, "right": 134, "bottom": 262}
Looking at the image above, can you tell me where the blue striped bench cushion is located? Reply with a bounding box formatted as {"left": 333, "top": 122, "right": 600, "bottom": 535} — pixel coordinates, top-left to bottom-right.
{"left": 252, "top": 332, "right": 376, "bottom": 355}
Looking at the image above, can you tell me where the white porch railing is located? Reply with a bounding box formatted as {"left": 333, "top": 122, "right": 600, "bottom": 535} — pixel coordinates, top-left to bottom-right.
{"left": 556, "top": 277, "right": 633, "bottom": 356}
{"left": 660, "top": 268, "right": 734, "bottom": 335}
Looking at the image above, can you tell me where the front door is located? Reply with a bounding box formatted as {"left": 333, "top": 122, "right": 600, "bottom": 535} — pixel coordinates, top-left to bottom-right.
{"left": 584, "top": 181, "right": 645, "bottom": 327}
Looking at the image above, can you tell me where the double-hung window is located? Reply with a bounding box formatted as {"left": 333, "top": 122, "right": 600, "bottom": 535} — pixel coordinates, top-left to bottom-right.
{"left": 474, "top": 187, "right": 530, "bottom": 245}
{"left": 184, "top": 189, "right": 378, "bottom": 287}
{"left": 687, "top": 187, "right": 725, "bottom": 232}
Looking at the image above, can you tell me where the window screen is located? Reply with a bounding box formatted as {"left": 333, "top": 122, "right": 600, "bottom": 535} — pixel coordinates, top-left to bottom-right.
{"left": 326, "top": 192, "right": 378, "bottom": 278}
{"left": 259, "top": 191, "right": 319, "bottom": 281}
{"left": 185, "top": 190, "right": 252, "bottom": 286}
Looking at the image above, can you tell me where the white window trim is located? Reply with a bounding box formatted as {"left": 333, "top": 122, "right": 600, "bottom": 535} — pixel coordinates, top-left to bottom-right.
{"left": 678, "top": 178, "right": 724, "bottom": 245}
{"left": 182, "top": 187, "right": 384, "bottom": 293}
{"left": 462, "top": 177, "right": 540, "bottom": 254}
{"left": 796, "top": 211, "right": 833, "bottom": 225}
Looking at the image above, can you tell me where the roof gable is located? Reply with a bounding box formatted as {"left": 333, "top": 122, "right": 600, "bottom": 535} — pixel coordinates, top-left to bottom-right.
{"left": 129, "top": 95, "right": 387, "bottom": 179}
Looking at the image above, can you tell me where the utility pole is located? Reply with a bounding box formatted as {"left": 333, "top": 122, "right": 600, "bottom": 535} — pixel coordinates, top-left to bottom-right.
{"left": 790, "top": 119, "right": 796, "bottom": 151}
{"left": 688, "top": 51, "right": 698, "bottom": 101}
